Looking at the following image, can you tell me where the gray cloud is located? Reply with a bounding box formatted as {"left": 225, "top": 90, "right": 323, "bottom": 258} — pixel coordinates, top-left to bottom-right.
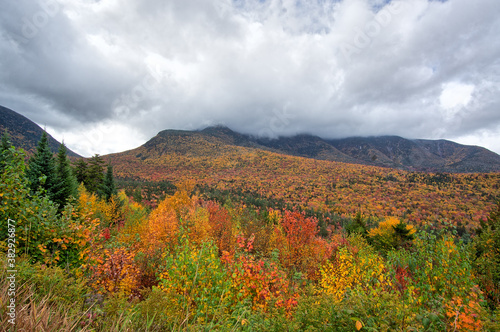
{"left": 0, "top": 0, "right": 499, "bottom": 156}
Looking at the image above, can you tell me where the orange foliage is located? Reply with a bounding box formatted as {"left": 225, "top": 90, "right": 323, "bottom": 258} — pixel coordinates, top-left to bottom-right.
{"left": 222, "top": 235, "right": 298, "bottom": 312}
{"left": 206, "top": 201, "right": 235, "bottom": 255}
{"left": 87, "top": 247, "right": 140, "bottom": 295}
{"left": 109, "top": 145, "right": 500, "bottom": 230}
{"left": 445, "top": 289, "right": 484, "bottom": 331}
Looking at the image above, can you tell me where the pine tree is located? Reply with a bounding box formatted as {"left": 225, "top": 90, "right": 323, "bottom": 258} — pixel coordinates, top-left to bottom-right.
{"left": 27, "top": 131, "right": 58, "bottom": 200}
{"left": 53, "top": 143, "right": 78, "bottom": 210}
{"left": 102, "top": 164, "right": 117, "bottom": 201}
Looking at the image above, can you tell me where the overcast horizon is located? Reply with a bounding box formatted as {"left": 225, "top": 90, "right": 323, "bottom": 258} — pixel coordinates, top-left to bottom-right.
{"left": 1, "top": 0, "right": 500, "bottom": 157}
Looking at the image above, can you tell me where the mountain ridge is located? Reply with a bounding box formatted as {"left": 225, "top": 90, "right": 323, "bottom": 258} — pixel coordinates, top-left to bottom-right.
{"left": 112, "top": 124, "right": 500, "bottom": 173}
{"left": 0, "top": 105, "right": 81, "bottom": 157}
{"left": 1, "top": 104, "right": 499, "bottom": 173}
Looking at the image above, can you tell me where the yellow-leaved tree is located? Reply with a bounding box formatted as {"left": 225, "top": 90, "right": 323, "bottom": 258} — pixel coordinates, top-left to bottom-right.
{"left": 368, "top": 216, "right": 416, "bottom": 252}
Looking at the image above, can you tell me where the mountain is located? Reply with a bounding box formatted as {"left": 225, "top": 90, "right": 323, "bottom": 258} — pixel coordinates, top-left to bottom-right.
{"left": 0, "top": 105, "right": 81, "bottom": 157}
{"left": 111, "top": 125, "right": 500, "bottom": 174}
{"left": 327, "top": 136, "right": 500, "bottom": 173}
{"left": 106, "top": 126, "right": 499, "bottom": 229}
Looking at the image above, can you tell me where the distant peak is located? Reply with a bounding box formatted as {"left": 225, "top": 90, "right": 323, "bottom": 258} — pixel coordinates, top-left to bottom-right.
{"left": 200, "top": 125, "right": 234, "bottom": 133}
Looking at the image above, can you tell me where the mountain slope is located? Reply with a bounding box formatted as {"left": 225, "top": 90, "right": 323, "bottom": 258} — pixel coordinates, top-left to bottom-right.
{"left": 106, "top": 126, "right": 500, "bottom": 230}
{"left": 122, "top": 125, "right": 500, "bottom": 173}
{"left": 327, "top": 136, "right": 500, "bottom": 172}
{"left": 0, "top": 105, "right": 81, "bottom": 157}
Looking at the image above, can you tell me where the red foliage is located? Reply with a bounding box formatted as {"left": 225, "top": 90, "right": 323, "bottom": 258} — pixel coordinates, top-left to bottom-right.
{"left": 206, "top": 201, "right": 235, "bottom": 256}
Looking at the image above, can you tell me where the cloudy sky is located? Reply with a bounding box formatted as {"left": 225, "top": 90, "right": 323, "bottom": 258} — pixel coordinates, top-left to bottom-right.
{"left": 1, "top": 0, "right": 499, "bottom": 157}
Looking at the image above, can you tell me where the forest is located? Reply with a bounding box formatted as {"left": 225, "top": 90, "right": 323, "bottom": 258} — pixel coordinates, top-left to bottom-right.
{"left": 1, "top": 131, "right": 500, "bottom": 331}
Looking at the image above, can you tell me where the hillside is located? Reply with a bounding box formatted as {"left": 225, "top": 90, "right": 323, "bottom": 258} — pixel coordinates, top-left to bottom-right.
{"left": 135, "top": 125, "right": 500, "bottom": 173}
{"left": 107, "top": 127, "right": 500, "bottom": 230}
{"left": 0, "top": 105, "right": 81, "bottom": 157}
{"left": 328, "top": 136, "right": 500, "bottom": 173}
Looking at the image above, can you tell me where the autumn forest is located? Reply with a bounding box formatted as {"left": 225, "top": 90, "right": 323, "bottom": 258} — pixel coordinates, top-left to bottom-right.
{"left": 1, "top": 129, "right": 500, "bottom": 331}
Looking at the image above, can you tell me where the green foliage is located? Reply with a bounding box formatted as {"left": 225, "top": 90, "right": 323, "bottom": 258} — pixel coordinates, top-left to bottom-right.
{"left": 74, "top": 158, "right": 89, "bottom": 185}
{"left": 0, "top": 144, "right": 90, "bottom": 268}
{"left": 53, "top": 142, "right": 78, "bottom": 211}
{"left": 158, "top": 238, "right": 232, "bottom": 326}
{"left": 473, "top": 200, "right": 500, "bottom": 309}
{"left": 102, "top": 164, "right": 117, "bottom": 201}
{"left": 12, "top": 255, "right": 89, "bottom": 306}
{"left": 0, "top": 130, "right": 12, "bottom": 173}
{"left": 368, "top": 217, "right": 415, "bottom": 253}
{"left": 74, "top": 154, "right": 107, "bottom": 196}
{"left": 387, "top": 229, "right": 476, "bottom": 322}
{"left": 87, "top": 154, "right": 106, "bottom": 195}
{"left": 345, "top": 212, "right": 368, "bottom": 236}
{"left": 26, "top": 131, "right": 58, "bottom": 200}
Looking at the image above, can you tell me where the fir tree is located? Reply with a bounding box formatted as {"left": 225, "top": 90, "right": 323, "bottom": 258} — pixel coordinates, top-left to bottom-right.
{"left": 27, "top": 131, "right": 58, "bottom": 200}
{"left": 102, "top": 164, "right": 117, "bottom": 201}
{"left": 53, "top": 142, "right": 78, "bottom": 210}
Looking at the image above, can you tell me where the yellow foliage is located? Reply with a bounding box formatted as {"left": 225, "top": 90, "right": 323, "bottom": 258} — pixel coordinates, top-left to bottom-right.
{"left": 77, "top": 184, "right": 121, "bottom": 224}
{"left": 319, "top": 235, "right": 391, "bottom": 302}
{"left": 137, "top": 183, "right": 201, "bottom": 256}
{"left": 369, "top": 216, "right": 415, "bottom": 238}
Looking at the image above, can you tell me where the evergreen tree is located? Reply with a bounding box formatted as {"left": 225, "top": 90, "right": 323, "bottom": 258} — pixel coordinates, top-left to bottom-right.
{"left": 73, "top": 159, "right": 89, "bottom": 185}
{"left": 86, "top": 154, "right": 105, "bottom": 195}
{"left": 53, "top": 143, "right": 78, "bottom": 210}
{"left": 0, "top": 130, "right": 10, "bottom": 151}
{"left": 102, "top": 164, "right": 117, "bottom": 201}
{"left": 27, "top": 131, "right": 58, "bottom": 200}
{"left": 0, "top": 130, "right": 13, "bottom": 172}
{"left": 133, "top": 186, "right": 143, "bottom": 203}
{"left": 345, "top": 212, "right": 368, "bottom": 236}
{"left": 392, "top": 220, "right": 415, "bottom": 249}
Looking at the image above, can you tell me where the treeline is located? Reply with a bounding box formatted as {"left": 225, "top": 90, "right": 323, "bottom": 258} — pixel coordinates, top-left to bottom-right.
{"left": 2, "top": 130, "right": 117, "bottom": 212}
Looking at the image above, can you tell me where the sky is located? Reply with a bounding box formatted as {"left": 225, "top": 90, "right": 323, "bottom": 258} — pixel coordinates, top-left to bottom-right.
{"left": 0, "top": 0, "right": 499, "bottom": 157}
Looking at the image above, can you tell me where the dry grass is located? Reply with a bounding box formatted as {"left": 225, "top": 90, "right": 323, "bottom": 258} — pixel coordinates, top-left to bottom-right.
{"left": 0, "top": 271, "right": 91, "bottom": 332}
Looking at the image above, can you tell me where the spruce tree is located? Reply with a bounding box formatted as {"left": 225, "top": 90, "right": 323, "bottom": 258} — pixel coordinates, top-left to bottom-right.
{"left": 86, "top": 154, "right": 105, "bottom": 195}
{"left": 27, "top": 131, "right": 58, "bottom": 200}
{"left": 73, "top": 159, "right": 89, "bottom": 185}
{"left": 102, "top": 164, "right": 117, "bottom": 201}
{"left": 53, "top": 143, "right": 78, "bottom": 209}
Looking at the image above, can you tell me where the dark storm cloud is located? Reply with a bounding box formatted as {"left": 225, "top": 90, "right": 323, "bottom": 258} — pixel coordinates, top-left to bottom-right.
{"left": 0, "top": 0, "right": 499, "bottom": 156}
